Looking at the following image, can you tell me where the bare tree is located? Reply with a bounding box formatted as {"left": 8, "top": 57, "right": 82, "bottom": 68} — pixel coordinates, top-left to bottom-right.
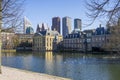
{"left": 0, "top": 0, "right": 24, "bottom": 73}
{"left": 85, "top": 0, "right": 120, "bottom": 53}
{"left": 103, "top": 18, "right": 120, "bottom": 53}
{"left": 86, "top": 0, "right": 120, "bottom": 25}
{"left": 2, "top": 0, "right": 24, "bottom": 32}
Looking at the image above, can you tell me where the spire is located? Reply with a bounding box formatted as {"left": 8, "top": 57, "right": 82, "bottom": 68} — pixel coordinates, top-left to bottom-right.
{"left": 36, "top": 24, "right": 40, "bottom": 33}
{"left": 41, "top": 23, "right": 45, "bottom": 31}
{"left": 99, "top": 24, "right": 101, "bottom": 28}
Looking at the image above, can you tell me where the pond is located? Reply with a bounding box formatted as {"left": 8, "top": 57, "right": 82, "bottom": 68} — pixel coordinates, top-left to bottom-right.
{"left": 2, "top": 52, "right": 120, "bottom": 80}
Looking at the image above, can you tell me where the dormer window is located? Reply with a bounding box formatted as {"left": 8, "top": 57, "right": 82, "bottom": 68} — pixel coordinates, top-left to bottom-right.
{"left": 48, "top": 33, "right": 50, "bottom": 35}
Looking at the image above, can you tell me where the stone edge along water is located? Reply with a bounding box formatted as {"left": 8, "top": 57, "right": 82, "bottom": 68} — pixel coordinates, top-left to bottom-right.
{"left": 0, "top": 66, "right": 71, "bottom": 80}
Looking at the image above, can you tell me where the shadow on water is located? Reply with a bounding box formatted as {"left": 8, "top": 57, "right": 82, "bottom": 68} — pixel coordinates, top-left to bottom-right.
{"left": 2, "top": 51, "right": 120, "bottom": 80}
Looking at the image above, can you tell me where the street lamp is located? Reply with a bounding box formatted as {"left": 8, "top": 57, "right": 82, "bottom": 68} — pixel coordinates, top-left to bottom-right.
{"left": 83, "top": 33, "right": 87, "bottom": 53}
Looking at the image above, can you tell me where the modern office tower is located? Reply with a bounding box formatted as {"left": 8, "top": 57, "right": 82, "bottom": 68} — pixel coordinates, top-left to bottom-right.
{"left": 23, "top": 16, "right": 34, "bottom": 34}
{"left": 74, "top": 18, "right": 82, "bottom": 30}
{"left": 52, "top": 17, "right": 61, "bottom": 34}
{"left": 62, "top": 16, "right": 72, "bottom": 37}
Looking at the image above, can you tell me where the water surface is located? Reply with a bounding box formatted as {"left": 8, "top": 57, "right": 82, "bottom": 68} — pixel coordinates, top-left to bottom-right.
{"left": 2, "top": 52, "right": 120, "bottom": 80}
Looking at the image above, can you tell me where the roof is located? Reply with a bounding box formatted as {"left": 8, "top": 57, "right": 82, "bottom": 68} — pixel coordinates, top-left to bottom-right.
{"left": 34, "top": 30, "right": 61, "bottom": 36}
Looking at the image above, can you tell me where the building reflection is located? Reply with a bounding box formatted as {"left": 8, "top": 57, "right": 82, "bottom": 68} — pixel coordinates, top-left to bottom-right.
{"left": 45, "top": 51, "right": 64, "bottom": 75}
{"left": 45, "top": 51, "right": 54, "bottom": 74}
{"left": 2, "top": 52, "right": 120, "bottom": 80}
{"left": 2, "top": 52, "right": 16, "bottom": 57}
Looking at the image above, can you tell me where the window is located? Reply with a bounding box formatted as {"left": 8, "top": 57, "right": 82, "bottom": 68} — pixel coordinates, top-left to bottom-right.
{"left": 102, "top": 37, "right": 104, "bottom": 41}
{"left": 48, "top": 33, "right": 50, "bottom": 35}
{"left": 87, "top": 39, "right": 91, "bottom": 42}
{"left": 96, "top": 38, "right": 98, "bottom": 41}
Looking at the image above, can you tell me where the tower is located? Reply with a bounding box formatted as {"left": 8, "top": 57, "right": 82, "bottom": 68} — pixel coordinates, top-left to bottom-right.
{"left": 23, "top": 16, "right": 33, "bottom": 34}
{"left": 52, "top": 17, "right": 61, "bottom": 34}
{"left": 62, "top": 16, "right": 72, "bottom": 37}
{"left": 74, "top": 18, "right": 82, "bottom": 30}
{"left": 36, "top": 24, "right": 40, "bottom": 33}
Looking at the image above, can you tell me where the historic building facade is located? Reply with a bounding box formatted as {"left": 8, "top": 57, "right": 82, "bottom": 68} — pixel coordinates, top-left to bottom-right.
{"left": 33, "top": 30, "right": 63, "bottom": 51}
{"left": 91, "top": 25, "right": 110, "bottom": 51}
{"left": 1, "top": 32, "right": 15, "bottom": 49}
{"left": 62, "top": 29, "right": 94, "bottom": 52}
{"left": 16, "top": 34, "right": 34, "bottom": 43}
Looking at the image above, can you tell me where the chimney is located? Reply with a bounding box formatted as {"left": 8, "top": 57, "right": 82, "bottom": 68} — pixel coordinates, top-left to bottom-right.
{"left": 99, "top": 24, "right": 101, "bottom": 28}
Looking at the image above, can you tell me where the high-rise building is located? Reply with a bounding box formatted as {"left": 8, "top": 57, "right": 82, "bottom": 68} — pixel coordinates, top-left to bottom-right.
{"left": 62, "top": 16, "right": 72, "bottom": 37}
{"left": 23, "top": 16, "right": 34, "bottom": 34}
{"left": 52, "top": 17, "right": 61, "bottom": 34}
{"left": 74, "top": 18, "right": 82, "bottom": 30}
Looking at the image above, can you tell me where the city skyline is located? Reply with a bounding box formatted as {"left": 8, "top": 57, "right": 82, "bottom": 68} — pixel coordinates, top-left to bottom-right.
{"left": 24, "top": 0, "right": 106, "bottom": 32}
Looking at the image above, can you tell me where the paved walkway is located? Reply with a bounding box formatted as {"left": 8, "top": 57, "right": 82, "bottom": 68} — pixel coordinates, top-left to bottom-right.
{"left": 0, "top": 66, "right": 71, "bottom": 80}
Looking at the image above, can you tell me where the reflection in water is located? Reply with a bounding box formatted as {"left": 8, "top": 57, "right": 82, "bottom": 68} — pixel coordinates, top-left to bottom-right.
{"left": 45, "top": 51, "right": 54, "bottom": 74}
{"left": 2, "top": 52, "right": 120, "bottom": 80}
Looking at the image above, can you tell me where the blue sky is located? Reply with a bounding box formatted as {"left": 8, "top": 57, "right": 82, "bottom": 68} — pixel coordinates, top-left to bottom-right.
{"left": 24, "top": 0, "right": 106, "bottom": 32}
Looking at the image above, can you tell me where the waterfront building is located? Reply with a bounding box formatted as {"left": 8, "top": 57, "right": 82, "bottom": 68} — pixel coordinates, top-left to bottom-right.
{"left": 83, "top": 29, "right": 95, "bottom": 51}
{"left": 91, "top": 25, "right": 109, "bottom": 51}
{"left": 33, "top": 29, "right": 63, "bottom": 51}
{"left": 15, "top": 34, "right": 34, "bottom": 51}
{"left": 23, "top": 16, "right": 34, "bottom": 34}
{"left": 51, "top": 17, "right": 61, "bottom": 34}
{"left": 16, "top": 34, "right": 34, "bottom": 43}
{"left": 62, "top": 16, "right": 72, "bottom": 37}
{"left": 62, "top": 29, "right": 84, "bottom": 51}
{"left": 74, "top": 18, "right": 82, "bottom": 30}
{"left": 62, "top": 28, "right": 95, "bottom": 52}
{"left": 1, "top": 32, "right": 15, "bottom": 49}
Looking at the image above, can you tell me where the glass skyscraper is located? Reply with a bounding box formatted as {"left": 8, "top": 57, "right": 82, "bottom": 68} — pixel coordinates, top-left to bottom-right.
{"left": 74, "top": 19, "right": 82, "bottom": 30}
{"left": 62, "top": 17, "right": 72, "bottom": 37}
{"left": 52, "top": 17, "right": 61, "bottom": 34}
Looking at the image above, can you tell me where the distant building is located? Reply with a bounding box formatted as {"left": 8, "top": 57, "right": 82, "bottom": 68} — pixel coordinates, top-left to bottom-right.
{"left": 74, "top": 18, "right": 82, "bottom": 30}
{"left": 23, "top": 16, "right": 34, "bottom": 34}
{"left": 83, "top": 29, "right": 95, "bottom": 51}
{"left": 36, "top": 23, "right": 49, "bottom": 33}
{"left": 62, "top": 29, "right": 94, "bottom": 52}
{"left": 62, "top": 17, "right": 72, "bottom": 37}
{"left": 36, "top": 24, "right": 41, "bottom": 33}
{"left": 62, "top": 29, "right": 84, "bottom": 51}
{"left": 1, "top": 32, "right": 15, "bottom": 49}
{"left": 26, "top": 27, "right": 34, "bottom": 34}
{"left": 51, "top": 17, "right": 61, "bottom": 34}
{"left": 16, "top": 34, "right": 34, "bottom": 43}
{"left": 33, "top": 30, "right": 63, "bottom": 51}
{"left": 15, "top": 34, "right": 34, "bottom": 51}
{"left": 91, "top": 25, "right": 109, "bottom": 51}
